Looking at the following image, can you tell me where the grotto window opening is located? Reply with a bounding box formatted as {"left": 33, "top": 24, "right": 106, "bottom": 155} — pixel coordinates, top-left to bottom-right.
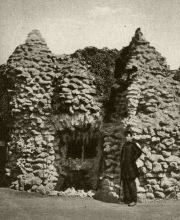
{"left": 65, "top": 130, "right": 98, "bottom": 159}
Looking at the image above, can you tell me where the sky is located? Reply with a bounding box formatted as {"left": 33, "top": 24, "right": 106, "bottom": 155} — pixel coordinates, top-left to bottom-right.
{"left": 0, "top": 0, "right": 180, "bottom": 69}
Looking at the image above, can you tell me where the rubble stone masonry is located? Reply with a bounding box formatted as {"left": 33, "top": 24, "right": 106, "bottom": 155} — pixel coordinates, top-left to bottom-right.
{"left": 96, "top": 28, "right": 180, "bottom": 202}
{"left": 0, "top": 28, "right": 180, "bottom": 201}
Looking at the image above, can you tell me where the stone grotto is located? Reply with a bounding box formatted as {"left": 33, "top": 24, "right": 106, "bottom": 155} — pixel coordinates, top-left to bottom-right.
{"left": 0, "top": 28, "right": 180, "bottom": 202}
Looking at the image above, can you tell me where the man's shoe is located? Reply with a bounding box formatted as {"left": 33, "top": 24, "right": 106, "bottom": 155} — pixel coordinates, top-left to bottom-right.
{"left": 128, "top": 202, "right": 137, "bottom": 206}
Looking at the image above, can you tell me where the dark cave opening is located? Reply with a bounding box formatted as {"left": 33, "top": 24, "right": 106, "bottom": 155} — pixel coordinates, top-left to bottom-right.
{"left": 56, "top": 129, "right": 102, "bottom": 191}
{"left": 65, "top": 129, "right": 98, "bottom": 159}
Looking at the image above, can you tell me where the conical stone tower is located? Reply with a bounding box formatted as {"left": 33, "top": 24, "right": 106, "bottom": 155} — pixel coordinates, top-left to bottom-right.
{"left": 97, "top": 28, "right": 180, "bottom": 202}
{"left": 5, "top": 30, "right": 58, "bottom": 192}
{"left": 114, "top": 28, "right": 168, "bottom": 79}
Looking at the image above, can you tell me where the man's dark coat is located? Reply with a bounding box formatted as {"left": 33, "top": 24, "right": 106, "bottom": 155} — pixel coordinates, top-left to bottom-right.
{"left": 120, "top": 142, "right": 142, "bottom": 180}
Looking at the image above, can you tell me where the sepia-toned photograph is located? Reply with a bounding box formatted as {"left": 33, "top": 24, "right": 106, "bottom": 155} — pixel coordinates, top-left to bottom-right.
{"left": 0, "top": 0, "right": 180, "bottom": 219}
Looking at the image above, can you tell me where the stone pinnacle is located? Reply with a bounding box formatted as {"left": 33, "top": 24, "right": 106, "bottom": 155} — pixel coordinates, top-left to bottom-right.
{"left": 132, "top": 27, "right": 147, "bottom": 43}
{"left": 26, "top": 29, "right": 45, "bottom": 42}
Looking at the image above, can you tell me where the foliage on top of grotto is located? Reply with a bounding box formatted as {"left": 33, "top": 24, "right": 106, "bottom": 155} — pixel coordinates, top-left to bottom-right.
{"left": 72, "top": 46, "right": 120, "bottom": 104}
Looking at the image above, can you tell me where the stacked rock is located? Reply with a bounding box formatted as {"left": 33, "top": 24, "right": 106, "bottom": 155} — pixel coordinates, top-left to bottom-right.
{"left": 131, "top": 74, "right": 180, "bottom": 200}
{"left": 92, "top": 121, "right": 126, "bottom": 202}
{"left": 50, "top": 56, "right": 103, "bottom": 191}
{"left": 2, "top": 28, "right": 180, "bottom": 201}
{"left": 4, "top": 30, "right": 104, "bottom": 193}
{"left": 51, "top": 58, "right": 102, "bottom": 130}
{"left": 5, "top": 30, "right": 58, "bottom": 193}
{"left": 99, "top": 28, "right": 180, "bottom": 202}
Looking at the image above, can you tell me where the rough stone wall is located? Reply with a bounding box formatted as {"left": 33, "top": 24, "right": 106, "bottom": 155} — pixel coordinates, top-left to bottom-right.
{"left": 3, "top": 30, "right": 109, "bottom": 193}
{"left": 97, "top": 28, "right": 180, "bottom": 202}
{"left": 4, "top": 30, "right": 59, "bottom": 192}
{"left": 1, "top": 28, "right": 180, "bottom": 201}
{"left": 50, "top": 55, "right": 103, "bottom": 191}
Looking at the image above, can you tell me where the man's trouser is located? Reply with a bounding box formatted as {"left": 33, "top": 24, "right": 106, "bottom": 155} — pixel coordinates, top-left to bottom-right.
{"left": 123, "top": 178, "right": 137, "bottom": 203}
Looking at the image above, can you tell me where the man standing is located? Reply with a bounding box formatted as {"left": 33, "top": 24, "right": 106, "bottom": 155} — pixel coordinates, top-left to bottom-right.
{"left": 120, "top": 131, "right": 142, "bottom": 206}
